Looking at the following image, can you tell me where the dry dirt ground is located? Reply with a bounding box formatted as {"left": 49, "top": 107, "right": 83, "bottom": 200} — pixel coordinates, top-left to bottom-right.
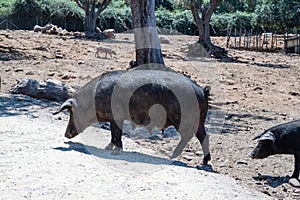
{"left": 0, "top": 30, "right": 300, "bottom": 199}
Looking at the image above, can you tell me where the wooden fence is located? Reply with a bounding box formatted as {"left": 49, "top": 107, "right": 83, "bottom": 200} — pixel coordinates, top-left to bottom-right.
{"left": 226, "top": 29, "right": 282, "bottom": 52}
{"left": 226, "top": 29, "right": 300, "bottom": 55}
{"left": 284, "top": 34, "right": 300, "bottom": 54}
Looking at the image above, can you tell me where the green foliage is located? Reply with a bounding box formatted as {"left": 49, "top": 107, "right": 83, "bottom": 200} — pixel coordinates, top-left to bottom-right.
{"left": 11, "top": 0, "right": 82, "bottom": 18}
{"left": 2, "top": 0, "right": 84, "bottom": 30}
{"left": 255, "top": 0, "right": 300, "bottom": 31}
{"left": 99, "top": 0, "right": 132, "bottom": 32}
{"left": 211, "top": 11, "right": 258, "bottom": 35}
{"left": 216, "top": 0, "right": 258, "bottom": 13}
{"left": 0, "top": 0, "right": 16, "bottom": 18}
{"left": 0, "top": 0, "right": 298, "bottom": 34}
{"left": 155, "top": 0, "right": 174, "bottom": 11}
{"left": 156, "top": 8, "right": 197, "bottom": 35}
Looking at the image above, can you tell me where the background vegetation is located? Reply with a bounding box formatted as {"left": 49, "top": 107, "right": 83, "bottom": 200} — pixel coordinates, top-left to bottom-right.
{"left": 0, "top": 0, "right": 299, "bottom": 34}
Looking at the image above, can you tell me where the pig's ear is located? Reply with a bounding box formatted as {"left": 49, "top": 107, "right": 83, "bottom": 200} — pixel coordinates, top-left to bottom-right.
{"left": 259, "top": 131, "right": 276, "bottom": 142}
{"left": 53, "top": 98, "right": 75, "bottom": 115}
{"left": 253, "top": 133, "right": 264, "bottom": 140}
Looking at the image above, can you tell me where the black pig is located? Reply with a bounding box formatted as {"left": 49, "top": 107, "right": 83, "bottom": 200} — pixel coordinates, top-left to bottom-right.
{"left": 250, "top": 120, "right": 300, "bottom": 178}
{"left": 54, "top": 70, "right": 211, "bottom": 165}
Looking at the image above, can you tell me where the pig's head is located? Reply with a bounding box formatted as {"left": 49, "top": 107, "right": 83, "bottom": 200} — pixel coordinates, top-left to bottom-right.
{"left": 249, "top": 131, "right": 277, "bottom": 159}
{"left": 53, "top": 98, "right": 79, "bottom": 139}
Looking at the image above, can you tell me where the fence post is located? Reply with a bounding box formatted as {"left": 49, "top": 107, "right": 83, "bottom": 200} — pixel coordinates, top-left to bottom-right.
{"left": 234, "top": 28, "right": 237, "bottom": 48}
{"left": 239, "top": 28, "right": 242, "bottom": 48}
{"left": 226, "top": 27, "right": 231, "bottom": 48}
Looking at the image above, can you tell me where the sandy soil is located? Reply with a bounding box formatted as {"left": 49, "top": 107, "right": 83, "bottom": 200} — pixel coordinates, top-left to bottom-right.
{"left": 0, "top": 94, "right": 270, "bottom": 200}
{"left": 0, "top": 30, "right": 300, "bottom": 199}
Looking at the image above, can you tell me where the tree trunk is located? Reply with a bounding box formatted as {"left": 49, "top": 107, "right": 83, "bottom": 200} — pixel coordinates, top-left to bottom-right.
{"left": 189, "top": 0, "right": 226, "bottom": 58}
{"left": 73, "top": 0, "right": 111, "bottom": 38}
{"left": 86, "top": 10, "right": 98, "bottom": 36}
{"left": 129, "top": 0, "right": 165, "bottom": 66}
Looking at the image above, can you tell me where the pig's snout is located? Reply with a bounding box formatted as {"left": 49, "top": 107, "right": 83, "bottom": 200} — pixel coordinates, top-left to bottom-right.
{"left": 249, "top": 152, "right": 255, "bottom": 159}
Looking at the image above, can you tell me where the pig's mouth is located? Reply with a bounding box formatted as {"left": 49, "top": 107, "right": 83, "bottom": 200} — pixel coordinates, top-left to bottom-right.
{"left": 249, "top": 152, "right": 259, "bottom": 159}
{"left": 249, "top": 153, "right": 255, "bottom": 159}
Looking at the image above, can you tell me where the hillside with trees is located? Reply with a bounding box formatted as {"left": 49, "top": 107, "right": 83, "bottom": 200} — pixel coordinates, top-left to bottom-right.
{"left": 0, "top": 0, "right": 299, "bottom": 34}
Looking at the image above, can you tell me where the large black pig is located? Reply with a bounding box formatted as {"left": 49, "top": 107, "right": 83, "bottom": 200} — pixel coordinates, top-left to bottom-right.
{"left": 54, "top": 70, "right": 211, "bottom": 165}
{"left": 250, "top": 120, "right": 300, "bottom": 178}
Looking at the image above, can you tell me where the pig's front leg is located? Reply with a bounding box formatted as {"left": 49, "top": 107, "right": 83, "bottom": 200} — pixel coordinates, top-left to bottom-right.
{"left": 291, "top": 154, "right": 300, "bottom": 179}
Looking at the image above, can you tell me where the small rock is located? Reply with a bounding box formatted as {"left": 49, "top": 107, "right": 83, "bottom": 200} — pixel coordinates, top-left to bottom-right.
{"left": 289, "top": 178, "right": 300, "bottom": 187}
{"left": 14, "top": 68, "right": 24, "bottom": 72}
{"left": 253, "top": 86, "right": 263, "bottom": 91}
{"left": 294, "top": 189, "right": 300, "bottom": 193}
{"left": 48, "top": 72, "right": 55, "bottom": 76}
{"left": 282, "top": 183, "right": 290, "bottom": 191}
{"left": 61, "top": 74, "right": 71, "bottom": 80}
{"left": 182, "top": 155, "right": 193, "bottom": 161}
{"left": 25, "top": 71, "right": 35, "bottom": 75}
{"left": 159, "top": 36, "right": 171, "bottom": 44}
{"left": 236, "top": 160, "right": 248, "bottom": 165}
{"left": 293, "top": 193, "right": 300, "bottom": 197}
{"left": 5, "top": 68, "right": 11, "bottom": 72}
{"left": 55, "top": 54, "right": 64, "bottom": 59}
{"left": 33, "top": 61, "right": 40, "bottom": 65}
{"left": 78, "top": 60, "right": 85, "bottom": 65}
{"left": 289, "top": 91, "right": 300, "bottom": 96}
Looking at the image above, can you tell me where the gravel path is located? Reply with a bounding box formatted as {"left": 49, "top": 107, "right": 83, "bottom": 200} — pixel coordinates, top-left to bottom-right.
{"left": 0, "top": 94, "right": 271, "bottom": 200}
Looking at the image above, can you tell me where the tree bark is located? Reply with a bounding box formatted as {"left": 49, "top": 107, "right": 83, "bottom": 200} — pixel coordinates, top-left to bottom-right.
{"left": 73, "top": 0, "right": 111, "bottom": 37}
{"left": 129, "top": 0, "right": 165, "bottom": 66}
{"left": 189, "top": 0, "right": 226, "bottom": 58}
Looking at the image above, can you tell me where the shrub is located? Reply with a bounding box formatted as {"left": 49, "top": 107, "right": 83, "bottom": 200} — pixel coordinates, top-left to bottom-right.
{"left": 99, "top": 0, "right": 132, "bottom": 32}
{"left": 211, "top": 11, "right": 258, "bottom": 35}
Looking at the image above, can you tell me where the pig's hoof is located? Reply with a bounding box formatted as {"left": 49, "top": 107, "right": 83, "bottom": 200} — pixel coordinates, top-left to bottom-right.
{"left": 111, "top": 147, "right": 122, "bottom": 155}
{"left": 201, "top": 153, "right": 211, "bottom": 165}
{"left": 105, "top": 142, "right": 115, "bottom": 150}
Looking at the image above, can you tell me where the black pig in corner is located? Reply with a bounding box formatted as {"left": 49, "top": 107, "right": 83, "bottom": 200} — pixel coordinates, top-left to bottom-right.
{"left": 250, "top": 120, "right": 300, "bottom": 179}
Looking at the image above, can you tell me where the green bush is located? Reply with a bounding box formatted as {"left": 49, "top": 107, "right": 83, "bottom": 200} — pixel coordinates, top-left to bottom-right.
{"left": 156, "top": 8, "right": 197, "bottom": 35}
{"left": 5, "top": 0, "right": 83, "bottom": 30}
{"left": 0, "top": 0, "right": 16, "bottom": 18}
{"left": 99, "top": 0, "right": 132, "bottom": 32}
{"left": 255, "top": 0, "right": 300, "bottom": 32}
{"left": 211, "top": 11, "right": 258, "bottom": 35}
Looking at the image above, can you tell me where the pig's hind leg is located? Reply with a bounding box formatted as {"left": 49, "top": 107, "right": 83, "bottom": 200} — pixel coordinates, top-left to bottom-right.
{"left": 196, "top": 125, "right": 211, "bottom": 166}
{"left": 110, "top": 121, "right": 123, "bottom": 155}
{"left": 171, "top": 131, "right": 193, "bottom": 158}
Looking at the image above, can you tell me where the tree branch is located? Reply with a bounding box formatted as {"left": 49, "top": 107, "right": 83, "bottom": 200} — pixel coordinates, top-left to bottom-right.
{"left": 96, "top": 0, "right": 112, "bottom": 16}
{"left": 204, "top": 0, "right": 222, "bottom": 24}
{"left": 189, "top": 0, "right": 203, "bottom": 35}
{"left": 73, "top": 0, "right": 85, "bottom": 9}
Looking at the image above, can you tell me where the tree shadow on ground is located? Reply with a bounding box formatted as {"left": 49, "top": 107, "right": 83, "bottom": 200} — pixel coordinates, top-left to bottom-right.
{"left": 54, "top": 141, "right": 216, "bottom": 173}
{"left": 253, "top": 175, "right": 291, "bottom": 188}
{"left": 207, "top": 110, "right": 275, "bottom": 135}
{"left": 0, "top": 94, "right": 58, "bottom": 117}
{"left": 219, "top": 54, "right": 290, "bottom": 69}
{"left": 0, "top": 45, "right": 33, "bottom": 61}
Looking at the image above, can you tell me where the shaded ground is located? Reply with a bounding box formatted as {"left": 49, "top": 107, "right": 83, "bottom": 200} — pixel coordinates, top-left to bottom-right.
{"left": 0, "top": 30, "right": 300, "bottom": 199}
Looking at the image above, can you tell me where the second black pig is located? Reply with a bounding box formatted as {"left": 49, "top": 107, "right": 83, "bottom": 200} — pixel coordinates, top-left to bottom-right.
{"left": 250, "top": 120, "right": 300, "bottom": 178}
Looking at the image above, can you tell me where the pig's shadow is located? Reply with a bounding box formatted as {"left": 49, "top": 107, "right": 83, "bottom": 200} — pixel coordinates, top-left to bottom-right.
{"left": 54, "top": 141, "right": 215, "bottom": 173}
{"left": 253, "top": 175, "right": 290, "bottom": 188}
